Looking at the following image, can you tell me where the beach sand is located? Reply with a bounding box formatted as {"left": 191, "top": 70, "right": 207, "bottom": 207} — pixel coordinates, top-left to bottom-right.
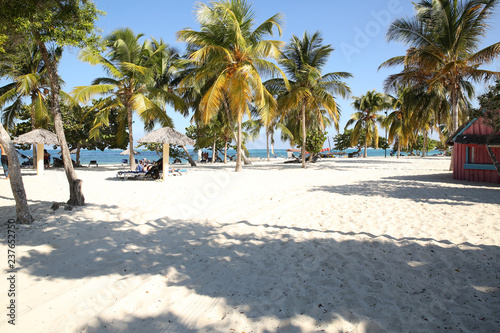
{"left": 1, "top": 156, "right": 499, "bottom": 332}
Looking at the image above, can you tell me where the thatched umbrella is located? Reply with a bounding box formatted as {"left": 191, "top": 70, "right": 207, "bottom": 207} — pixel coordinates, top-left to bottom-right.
{"left": 14, "top": 129, "right": 59, "bottom": 175}
{"left": 58, "top": 148, "right": 77, "bottom": 154}
{"left": 138, "top": 127, "right": 194, "bottom": 181}
{"left": 120, "top": 148, "right": 140, "bottom": 155}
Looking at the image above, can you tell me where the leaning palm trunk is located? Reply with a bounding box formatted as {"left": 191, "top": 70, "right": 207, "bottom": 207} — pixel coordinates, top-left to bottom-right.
{"left": 181, "top": 145, "right": 197, "bottom": 166}
{"left": 0, "top": 125, "right": 33, "bottom": 224}
{"left": 485, "top": 133, "right": 500, "bottom": 179}
{"left": 301, "top": 104, "right": 307, "bottom": 168}
{"left": 38, "top": 40, "right": 84, "bottom": 206}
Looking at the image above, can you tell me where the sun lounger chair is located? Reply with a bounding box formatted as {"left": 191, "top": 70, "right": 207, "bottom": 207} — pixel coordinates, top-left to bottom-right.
{"left": 89, "top": 160, "right": 98, "bottom": 167}
{"left": 116, "top": 170, "right": 147, "bottom": 180}
{"left": 121, "top": 159, "right": 128, "bottom": 165}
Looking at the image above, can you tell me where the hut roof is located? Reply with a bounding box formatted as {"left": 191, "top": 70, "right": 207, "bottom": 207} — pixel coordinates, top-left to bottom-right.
{"left": 454, "top": 134, "right": 500, "bottom": 145}
{"left": 446, "top": 110, "right": 500, "bottom": 145}
{"left": 137, "top": 127, "right": 194, "bottom": 145}
{"left": 120, "top": 149, "right": 140, "bottom": 155}
{"left": 14, "top": 129, "right": 59, "bottom": 145}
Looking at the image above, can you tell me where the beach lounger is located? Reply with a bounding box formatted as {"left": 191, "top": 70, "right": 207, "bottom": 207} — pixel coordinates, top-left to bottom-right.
{"left": 89, "top": 160, "right": 98, "bottom": 167}
{"left": 116, "top": 170, "right": 146, "bottom": 180}
{"left": 116, "top": 168, "right": 188, "bottom": 180}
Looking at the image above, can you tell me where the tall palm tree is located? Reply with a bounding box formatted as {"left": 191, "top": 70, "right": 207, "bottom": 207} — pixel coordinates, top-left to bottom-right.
{"left": 266, "top": 31, "right": 352, "bottom": 168}
{"left": 384, "top": 87, "right": 416, "bottom": 157}
{"left": 177, "top": 0, "right": 286, "bottom": 172}
{"left": 381, "top": 0, "right": 500, "bottom": 136}
{"left": 73, "top": 28, "right": 173, "bottom": 170}
{"left": 0, "top": 44, "right": 54, "bottom": 166}
{"left": 346, "top": 90, "right": 391, "bottom": 157}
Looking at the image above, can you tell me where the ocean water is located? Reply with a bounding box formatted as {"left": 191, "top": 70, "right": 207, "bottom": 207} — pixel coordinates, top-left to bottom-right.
{"left": 16, "top": 148, "right": 443, "bottom": 165}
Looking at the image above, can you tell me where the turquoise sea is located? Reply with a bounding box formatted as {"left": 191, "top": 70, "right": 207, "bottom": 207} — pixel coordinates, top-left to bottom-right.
{"left": 17, "top": 148, "right": 444, "bottom": 165}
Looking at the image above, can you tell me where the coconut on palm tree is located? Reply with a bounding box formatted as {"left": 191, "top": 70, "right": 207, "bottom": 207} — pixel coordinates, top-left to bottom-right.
{"left": 177, "top": 0, "right": 286, "bottom": 172}
{"left": 346, "top": 90, "right": 391, "bottom": 158}
{"left": 73, "top": 28, "right": 175, "bottom": 170}
{"left": 265, "top": 31, "right": 352, "bottom": 168}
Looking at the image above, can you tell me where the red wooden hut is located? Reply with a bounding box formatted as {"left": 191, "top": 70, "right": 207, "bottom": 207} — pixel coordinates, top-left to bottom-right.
{"left": 446, "top": 112, "right": 500, "bottom": 183}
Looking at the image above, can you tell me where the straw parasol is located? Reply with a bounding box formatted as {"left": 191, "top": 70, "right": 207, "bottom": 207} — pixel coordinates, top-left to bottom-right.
{"left": 58, "top": 148, "right": 77, "bottom": 155}
{"left": 137, "top": 127, "right": 194, "bottom": 181}
{"left": 14, "top": 129, "right": 59, "bottom": 176}
{"left": 120, "top": 148, "right": 140, "bottom": 155}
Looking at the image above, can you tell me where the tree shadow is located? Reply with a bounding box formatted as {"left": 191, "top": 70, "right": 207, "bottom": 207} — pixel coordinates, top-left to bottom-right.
{"left": 309, "top": 173, "right": 500, "bottom": 206}
{"left": 5, "top": 207, "right": 499, "bottom": 332}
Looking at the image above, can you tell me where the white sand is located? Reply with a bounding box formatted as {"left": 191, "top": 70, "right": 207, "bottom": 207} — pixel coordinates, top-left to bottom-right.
{"left": 1, "top": 156, "right": 499, "bottom": 333}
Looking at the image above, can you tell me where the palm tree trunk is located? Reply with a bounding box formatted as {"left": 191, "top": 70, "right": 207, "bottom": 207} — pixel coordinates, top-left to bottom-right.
{"left": 236, "top": 117, "right": 243, "bottom": 172}
{"left": 223, "top": 98, "right": 251, "bottom": 165}
{"left": 37, "top": 40, "right": 84, "bottom": 206}
{"left": 266, "top": 128, "right": 270, "bottom": 162}
{"left": 127, "top": 105, "right": 135, "bottom": 171}
{"left": 212, "top": 138, "right": 216, "bottom": 163}
{"left": 364, "top": 136, "right": 368, "bottom": 158}
{"left": 30, "top": 99, "right": 37, "bottom": 169}
{"left": 76, "top": 143, "right": 81, "bottom": 166}
{"left": 0, "top": 125, "right": 33, "bottom": 224}
{"left": 181, "top": 145, "right": 197, "bottom": 166}
{"left": 224, "top": 140, "right": 228, "bottom": 164}
{"left": 301, "top": 104, "right": 307, "bottom": 169}
{"left": 450, "top": 86, "right": 460, "bottom": 171}
{"left": 486, "top": 133, "right": 500, "bottom": 179}
{"left": 397, "top": 137, "right": 401, "bottom": 159}
{"left": 422, "top": 131, "right": 428, "bottom": 157}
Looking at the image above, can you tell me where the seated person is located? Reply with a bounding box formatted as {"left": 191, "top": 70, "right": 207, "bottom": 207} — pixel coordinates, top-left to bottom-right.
{"left": 136, "top": 160, "right": 145, "bottom": 172}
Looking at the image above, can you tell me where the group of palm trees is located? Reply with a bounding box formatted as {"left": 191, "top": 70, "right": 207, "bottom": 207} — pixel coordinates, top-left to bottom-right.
{"left": 2, "top": 0, "right": 500, "bottom": 173}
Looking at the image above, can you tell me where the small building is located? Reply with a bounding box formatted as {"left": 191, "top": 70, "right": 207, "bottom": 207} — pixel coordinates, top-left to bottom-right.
{"left": 446, "top": 111, "right": 500, "bottom": 183}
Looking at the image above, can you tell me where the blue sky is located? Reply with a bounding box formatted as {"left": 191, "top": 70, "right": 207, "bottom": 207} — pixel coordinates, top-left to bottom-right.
{"left": 56, "top": 0, "right": 500, "bottom": 149}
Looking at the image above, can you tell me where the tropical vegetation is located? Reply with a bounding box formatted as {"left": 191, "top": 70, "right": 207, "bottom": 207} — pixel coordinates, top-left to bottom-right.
{"left": 265, "top": 31, "right": 352, "bottom": 168}
{"left": 381, "top": 0, "right": 500, "bottom": 150}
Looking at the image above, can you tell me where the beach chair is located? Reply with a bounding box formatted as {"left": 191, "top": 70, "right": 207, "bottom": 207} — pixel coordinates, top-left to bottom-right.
{"left": 121, "top": 159, "right": 128, "bottom": 165}
{"left": 89, "top": 160, "right": 98, "bottom": 167}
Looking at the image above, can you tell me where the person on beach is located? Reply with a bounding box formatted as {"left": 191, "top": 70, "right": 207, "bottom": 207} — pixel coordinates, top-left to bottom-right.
{"left": 136, "top": 160, "right": 145, "bottom": 172}
{"left": 0, "top": 143, "right": 9, "bottom": 179}
{"left": 44, "top": 149, "right": 51, "bottom": 168}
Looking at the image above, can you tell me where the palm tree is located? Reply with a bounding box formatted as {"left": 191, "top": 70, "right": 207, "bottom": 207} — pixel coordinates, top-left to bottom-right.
{"left": 0, "top": 44, "right": 54, "bottom": 167}
{"left": 384, "top": 87, "right": 416, "bottom": 157}
{"left": 177, "top": 0, "right": 286, "bottom": 172}
{"left": 346, "top": 90, "right": 391, "bottom": 157}
{"left": 73, "top": 28, "right": 173, "bottom": 170}
{"left": 381, "top": 0, "right": 500, "bottom": 136}
{"left": 266, "top": 31, "right": 352, "bottom": 168}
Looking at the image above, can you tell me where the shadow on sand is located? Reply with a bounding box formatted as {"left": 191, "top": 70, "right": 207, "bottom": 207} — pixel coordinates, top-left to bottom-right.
{"left": 2, "top": 201, "right": 498, "bottom": 332}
